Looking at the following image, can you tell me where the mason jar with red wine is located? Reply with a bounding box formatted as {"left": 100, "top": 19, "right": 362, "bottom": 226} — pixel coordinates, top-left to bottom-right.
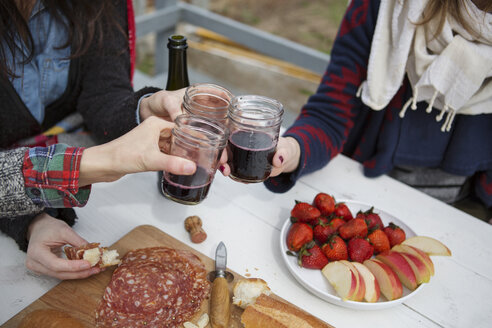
{"left": 182, "top": 83, "right": 233, "bottom": 125}
{"left": 226, "top": 95, "right": 283, "bottom": 183}
{"left": 162, "top": 114, "right": 229, "bottom": 205}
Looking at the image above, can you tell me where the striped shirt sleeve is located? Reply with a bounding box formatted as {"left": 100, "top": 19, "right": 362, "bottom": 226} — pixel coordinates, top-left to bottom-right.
{"left": 265, "top": 0, "right": 379, "bottom": 193}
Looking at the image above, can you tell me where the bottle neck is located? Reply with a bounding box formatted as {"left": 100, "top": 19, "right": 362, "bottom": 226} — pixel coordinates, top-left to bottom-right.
{"left": 166, "top": 48, "right": 190, "bottom": 91}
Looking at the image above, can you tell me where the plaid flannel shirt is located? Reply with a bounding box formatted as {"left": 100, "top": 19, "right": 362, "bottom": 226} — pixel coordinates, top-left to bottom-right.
{"left": 23, "top": 144, "right": 91, "bottom": 207}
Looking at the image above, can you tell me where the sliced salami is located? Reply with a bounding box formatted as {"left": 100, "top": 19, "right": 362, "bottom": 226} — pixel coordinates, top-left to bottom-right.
{"left": 95, "top": 247, "right": 210, "bottom": 328}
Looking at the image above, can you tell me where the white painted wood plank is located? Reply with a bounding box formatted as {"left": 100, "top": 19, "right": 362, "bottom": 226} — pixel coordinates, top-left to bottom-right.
{"left": 404, "top": 257, "right": 492, "bottom": 328}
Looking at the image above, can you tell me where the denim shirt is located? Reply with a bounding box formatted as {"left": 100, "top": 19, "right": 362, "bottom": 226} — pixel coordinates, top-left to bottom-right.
{"left": 5, "top": 1, "right": 70, "bottom": 124}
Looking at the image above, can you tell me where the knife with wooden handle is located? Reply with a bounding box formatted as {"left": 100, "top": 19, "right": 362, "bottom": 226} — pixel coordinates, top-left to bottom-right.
{"left": 210, "top": 241, "right": 230, "bottom": 328}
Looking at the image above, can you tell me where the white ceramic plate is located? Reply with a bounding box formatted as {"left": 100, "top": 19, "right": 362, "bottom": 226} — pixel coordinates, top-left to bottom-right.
{"left": 279, "top": 199, "right": 425, "bottom": 310}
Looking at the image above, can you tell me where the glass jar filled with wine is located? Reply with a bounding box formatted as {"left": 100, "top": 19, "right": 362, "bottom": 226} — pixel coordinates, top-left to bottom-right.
{"left": 226, "top": 95, "right": 284, "bottom": 183}
{"left": 162, "top": 114, "right": 229, "bottom": 205}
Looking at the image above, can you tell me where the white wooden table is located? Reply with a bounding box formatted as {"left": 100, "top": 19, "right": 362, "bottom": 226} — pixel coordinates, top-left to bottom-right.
{"left": 1, "top": 154, "right": 491, "bottom": 328}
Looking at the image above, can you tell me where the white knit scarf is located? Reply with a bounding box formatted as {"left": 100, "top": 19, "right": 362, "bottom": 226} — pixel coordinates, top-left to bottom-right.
{"left": 357, "top": 0, "right": 492, "bottom": 132}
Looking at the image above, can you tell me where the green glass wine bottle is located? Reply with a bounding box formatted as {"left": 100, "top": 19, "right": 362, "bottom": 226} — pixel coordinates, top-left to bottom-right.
{"left": 165, "top": 34, "right": 190, "bottom": 90}
{"left": 159, "top": 34, "right": 190, "bottom": 196}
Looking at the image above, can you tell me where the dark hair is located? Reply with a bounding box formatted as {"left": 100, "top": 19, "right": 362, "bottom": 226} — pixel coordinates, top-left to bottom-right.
{"left": 0, "top": 0, "right": 120, "bottom": 78}
{"left": 418, "top": 0, "right": 492, "bottom": 40}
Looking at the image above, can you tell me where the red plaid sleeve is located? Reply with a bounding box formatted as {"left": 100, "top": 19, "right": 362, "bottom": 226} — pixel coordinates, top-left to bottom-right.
{"left": 22, "top": 144, "right": 91, "bottom": 208}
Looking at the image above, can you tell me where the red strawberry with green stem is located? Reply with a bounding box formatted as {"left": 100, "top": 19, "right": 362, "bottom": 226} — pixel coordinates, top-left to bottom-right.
{"left": 321, "top": 235, "right": 348, "bottom": 261}
{"left": 334, "top": 202, "right": 353, "bottom": 221}
{"left": 313, "top": 193, "right": 335, "bottom": 216}
{"left": 316, "top": 216, "right": 330, "bottom": 225}
{"left": 339, "top": 218, "right": 368, "bottom": 240}
{"left": 348, "top": 238, "right": 374, "bottom": 263}
{"left": 286, "top": 222, "right": 313, "bottom": 252}
{"left": 298, "top": 242, "right": 329, "bottom": 269}
{"left": 329, "top": 217, "right": 345, "bottom": 232}
{"left": 290, "top": 201, "right": 321, "bottom": 225}
{"left": 357, "top": 207, "right": 384, "bottom": 230}
{"left": 313, "top": 221, "right": 336, "bottom": 245}
{"left": 383, "top": 222, "right": 406, "bottom": 247}
{"left": 367, "top": 229, "right": 391, "bottom": 254}
{"left": 314, "top": 216, "right": 345, "bottom": 244}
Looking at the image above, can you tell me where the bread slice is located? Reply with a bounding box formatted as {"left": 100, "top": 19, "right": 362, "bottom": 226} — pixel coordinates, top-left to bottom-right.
{"left": 241, "top": 294, "right": 332, "bottom": 328}
{"left": 233, "top": 278, "right": 271, "bottom": 309}
{"left": 64, "top": 243, "right": 120, "bottom": 268}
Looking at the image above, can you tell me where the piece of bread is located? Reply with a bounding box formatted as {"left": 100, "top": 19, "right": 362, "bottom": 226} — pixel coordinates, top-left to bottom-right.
{"left": 64, "top": 243, "right": 120, "bottom": 268}
{"left": 241, "top": 294, "right": 332, "bottom": 328}
{"left": 232, "top": 278, "right": 271, "bottom": 309}
{"left": 17, "top": 309, "right": 85, "bottom": 328}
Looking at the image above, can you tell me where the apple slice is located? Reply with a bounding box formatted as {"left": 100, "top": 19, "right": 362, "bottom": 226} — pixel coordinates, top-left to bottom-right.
{"left": 392, "top": 244, "right": 435, "bottom": 276}
{"left": 340, "top": 260, "right": 366, "bottom": 302}
{"left": 399, "top": 252, "right": 431, "bottom": 284}
{"left": 322, "top": 261, "right": 357, "bottom": 301}
{"left": 352, "top": 262, "right": 380, "bottom": 303}
{"left": 376, "top": 251, "right": 418, "bottom": 291}
{"left": 363, "top": 259, "right": 403, "bottom": 301}
{"left": 402, "top": 236, "right": 451, "bottom": 256}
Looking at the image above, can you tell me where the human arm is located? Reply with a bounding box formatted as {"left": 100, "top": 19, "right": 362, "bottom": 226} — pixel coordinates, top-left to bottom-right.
{"left": 264, "top": 0, "right": 380, "bottom": 192}
{"left": 0, "top": 146, "right": 84, "bottom": 251}
{"left": 1, "top": 116, "right": 195, "bottom": 252}
{"left": 0, "top": 117, "right": 194, "bottom": 217}
{"left": 77, "top": 116, "right": 195, "bottom": 186}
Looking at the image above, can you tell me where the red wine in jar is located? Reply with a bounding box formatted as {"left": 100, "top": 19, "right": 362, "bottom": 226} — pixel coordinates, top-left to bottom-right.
{"left": 162, "top": 166, "right": 212, "bottom": 204}
{"left": 227, "top": 130, "right": 276, "bottom": 182}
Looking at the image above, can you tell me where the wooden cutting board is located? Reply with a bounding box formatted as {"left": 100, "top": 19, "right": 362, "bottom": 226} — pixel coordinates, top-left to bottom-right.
{"left": 2, "top": 225, "right": 333, "bottom": 328}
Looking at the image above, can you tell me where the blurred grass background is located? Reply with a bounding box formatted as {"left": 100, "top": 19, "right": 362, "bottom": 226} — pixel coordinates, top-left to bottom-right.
{"left": 137, "top": 0, "right": 348, "bottom": 75}
{"left": 201, "top": 0, "right": 347, "bottom": 54}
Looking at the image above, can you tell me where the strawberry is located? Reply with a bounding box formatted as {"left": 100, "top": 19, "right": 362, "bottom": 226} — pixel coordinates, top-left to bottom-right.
{"left": 313, "top": 221, "right": 336, "bottom": 245}
{"left": 338, "top": 218, "right": 368, "bottom": 240}
{"left": 334, "top": 202, "right": 353, "bottom": 221}
{"left": 367, "top": 229, "right": 391, "bottom": 254}
{"left": 298, "top": 242, "right": 329, "bottom": 269}
{"left": 286, "top": 222, "right": 313, "bottom": 252}
{"left": 290, "top": 201, "right": 321, "bottom": 225}
{"left": 383, "top": 222, "right": 406, "bottom": 247}
{"left": 321, "top": 235, "right": 348, "bottom": 261}
{"left": 348, "top": 238, "right": 374, "bottom": 263}
{"left": 329, "top": 217, "right": 345, "bottom": 232}
{"left": 357, "top": 207, "right": 384, "bottom": 230}
{"left": 316, "top": 216, "right": 330, "bottom": 225}
{"left": 313, "top": 193, "right": 335, "bottom": 216}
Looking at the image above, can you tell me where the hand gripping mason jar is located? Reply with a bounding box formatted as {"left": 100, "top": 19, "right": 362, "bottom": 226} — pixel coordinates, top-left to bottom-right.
{"left": 162, "top": 114, "right": 229, "bottom": 205}
{"left": 182, "top": 83, "right": 233, "bottom": 125}
{"left": 226, "top": 95, "right": 283, "bottom": 183}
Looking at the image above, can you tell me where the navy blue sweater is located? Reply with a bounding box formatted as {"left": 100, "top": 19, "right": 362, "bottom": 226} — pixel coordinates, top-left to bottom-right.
{"left": 265, "top": 0, "right": 492, "bottom": 208}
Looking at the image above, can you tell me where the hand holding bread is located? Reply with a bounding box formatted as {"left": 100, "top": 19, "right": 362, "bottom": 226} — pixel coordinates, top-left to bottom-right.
{"left": 64, "top": 243, "right": 120, "bottom": 268}
{"left": 25, "top": 213, "right": 102, "bottom": 280}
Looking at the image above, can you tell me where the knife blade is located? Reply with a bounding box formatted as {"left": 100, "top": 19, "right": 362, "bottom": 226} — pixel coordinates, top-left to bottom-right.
{"left": 210, "top": 242, "right": 230, "bottom": 328}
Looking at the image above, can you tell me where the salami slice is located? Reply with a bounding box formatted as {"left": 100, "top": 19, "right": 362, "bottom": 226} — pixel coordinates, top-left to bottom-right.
{"left": 95, "top": 247, "right": 210, "bottom": 328}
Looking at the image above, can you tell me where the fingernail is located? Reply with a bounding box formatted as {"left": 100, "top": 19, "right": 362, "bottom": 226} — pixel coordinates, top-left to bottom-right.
{"left": 279, "top": 156, "right": 284, "bottom": 164}
{"left": 183, "top": 162, "right": 195, "bottom": 174}
{"left": 80, "top": 263, "right": 90, "bottom": 270}
{"left": 219, "top": 165, "right": 225, "bottom": 173}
